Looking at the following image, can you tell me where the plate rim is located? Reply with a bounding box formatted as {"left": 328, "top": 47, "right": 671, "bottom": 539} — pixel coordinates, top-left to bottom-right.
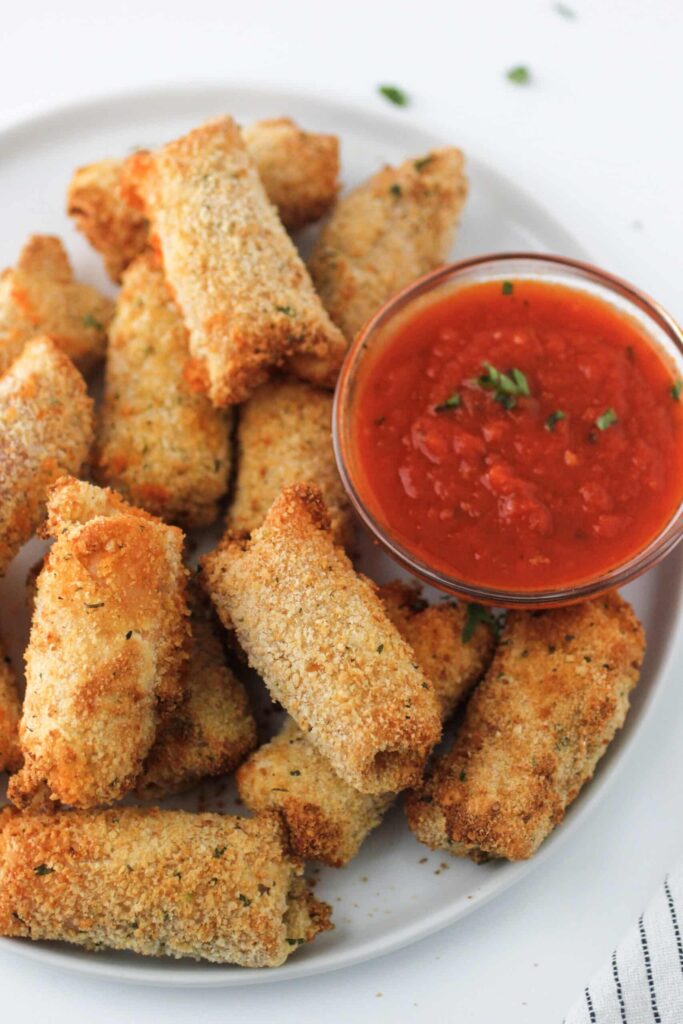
{"left": 0, "top": 78, "right": 677, "bottom": 988}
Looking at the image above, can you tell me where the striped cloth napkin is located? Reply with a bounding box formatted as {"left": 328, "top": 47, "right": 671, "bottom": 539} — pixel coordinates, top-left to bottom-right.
{"left": 565, "top": 863, "right": 683, "bottom": 1022}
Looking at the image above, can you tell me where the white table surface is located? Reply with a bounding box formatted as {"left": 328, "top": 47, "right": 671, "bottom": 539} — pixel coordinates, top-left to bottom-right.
{"left": 0, "top": 2, "right": 681, "bottom": 1021}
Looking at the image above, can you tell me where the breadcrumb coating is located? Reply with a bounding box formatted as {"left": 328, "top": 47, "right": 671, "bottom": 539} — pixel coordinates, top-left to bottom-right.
{"left": 0, "top": 235, "right": 113, "bottom": 374}
{"left": 136, "top": 581, "right": 257, "bottom": 800}
{"left": 0, "top": 643, "right": 21, "bottom": 773}
{"left": 95, "top": 253, "right": 232, "bottom": 527}
{"left": 0, "top": 336, "right": 94, "bottom": 574}
{"left": 242, "top": 118, "right": 339, "bottom": 230}
{"left": 201, "top": 484, "right": 442, "bottom": 794}
{"left": 67, "top": 119, "right": 340, "bottom": 282}
{"left": 309, "top": 148, "right": 468, "bottom": 341}
{"left": 9, "top": 477, "right": 190, "bottom": 810}
{"left": 237, "top": 583, "right": 494, "bottom": 866}
{"left": 67, "top": 159, "right": 150, "bottom": 282}
{"left": 122, "top": 117, "right": 346, "bottom": 405}
{"left": 405, "top": 592, "right": 645, "bottom": 861}
{"left": 228, "top": 378, "right": 352, "bottom": 545}
{"left": 0, "top": 807, "right": 332, "bottom": 966}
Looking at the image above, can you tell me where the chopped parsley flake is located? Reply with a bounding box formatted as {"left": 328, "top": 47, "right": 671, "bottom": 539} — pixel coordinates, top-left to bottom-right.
{"left": 83, "top": 312, "right": 105, "bottom": 331}
{"left": 213, "top": 846, "right": 227, "bottom": 859}
{"left": 462, "top": 603, "right": 497, "bottom": 644}
{"left": 389, "top": 183, "right": 402, "bottom": 197}
{"left": 434, "top": 392, "right": 461, "bottom": 413}
{"left": 459, "top": 769, "right": 467, "bottom": 782}
{"left": 596, "top": 408, "right": 618, "bottom": 431}
{"left": 286, "top": 937, "right": 306, "bottom": 946}
{"left": 34, "top": 864, "right": 55, "bottom": 876}
{"left": 671, "top": 379, "right": 682, "bottom": 401}
{"left": 506, "top": 65, "right": 531, "bottom": 85}
{"left": 378, "top": 84, "right": 409, "bottom": 106}
{"left": 414, "top": 156, "right": 433, "bottom": 172}
{"left": 501, "top": 280, "right": 514, "bottom": 296}
{"left": 290, "top": 770, "right": 301, "bottom": 776}
{"left": 376, "top": 643, "right": 384, "bottom": 653}
{"left": 545, "top": 410, "right": 566, "bottom": 431}
{"left": 275, "top": 305, "right": 296, "bottom": 317}
{"left": 238, "top": 893, "right": 252, "bottom": 907}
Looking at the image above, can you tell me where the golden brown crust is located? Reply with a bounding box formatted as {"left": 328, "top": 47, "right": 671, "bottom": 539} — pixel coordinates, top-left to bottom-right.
{"left": 228, "top": 378, "right": 352, "bottom": 546}
{"left": 237, "top": 583, "right": 494, "bottom": 866}
{"left": 0, "top": 235, "right": 113, "bottom": 374}
{"left": 405, "top": 593, "right": 645, "bottom": 861}
{"left": 309, "top": 148, "right": 468, "bottom": 341}
{"left": 0, "top": 336, "right": 94, "bottom": 574}
{"left": 0, "top": 806, "right": 332, "bottom": 966}
{"left": 67, "top": 159, "right": 150, "bottom": 282}
{"left": 8, "top": 478, "right": 190, "bottom": 810}
{"left": 67, "top": 121, "right": 340, "bottom": 282}
{"left": 242, "top": 118, "right": 339, "bottom": 230}
{"left": 94, "top": 253, "right": 232, "bottom": 527}
{"left": 122, "top": 117, "right": 346, "bottom": 405}
{"left": 202, "top": 484, "right": 442, "bottom": 794}
{"left": 136, "top": 581, "right": 257, "bottom": 799}
{"left": 0, "top": 643, "right": 21, "bottom": 773}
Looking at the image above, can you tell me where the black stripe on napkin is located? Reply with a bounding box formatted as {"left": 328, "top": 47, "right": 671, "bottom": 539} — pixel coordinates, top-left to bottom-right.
{"left": 638, "top": 914, "right": 661, "bottom": 1022}
{"left": 611, "top": 950, "right": 627, "bottom": 1023}
{"left": 664, "top": 877, "right": 683, "bottom": 975}
{"left": 584, "top": 986, "right": 597, "bottom": 1023}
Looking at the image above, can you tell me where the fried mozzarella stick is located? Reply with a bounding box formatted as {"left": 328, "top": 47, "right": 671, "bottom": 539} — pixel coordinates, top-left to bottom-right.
{"left": 405, "top": 593, "right": 645, "bottom": 861}
{"left": 9, "top": 478, "right": 190, "bottom": 810}
{"left": 242, "top": 117, "right": 339, "bottom": 230}
{"left": 0, "top": 336, "right": 94, "bottom": 574}
{"left": 122, "top": 116, "right": 346, "bottom": 405}
{"left": 228, "top": 378, "right": 352, "bottom": 545}
{"left": 0, "top": 235, "right": 113, "bottom": 374}
{"left": 202, "top": 484, "right": 442, "bottom": 794}
{"left": 0, "top": 646, "right": 21, "bottom": 774}
{"left": 237, "top": 584, "right": 495, "bottom": 866}
{"left": 68, "top": 119, "right": 339, "bottom": 282}
{"left": 0, "top": 807, "right": 332, "bottom": 966}
{"left": 309, "top": 148, "right": 468, "bottom": 341}
{"left": 136, "top": 581, "right": 257, "bottom": 799}
{"left": 95, "top": 253, "right": 231, "bottom": 527}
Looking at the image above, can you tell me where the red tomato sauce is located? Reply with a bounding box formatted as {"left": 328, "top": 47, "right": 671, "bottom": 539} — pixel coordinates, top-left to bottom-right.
{"left": 352, "top": 279, "right": 683, "bottom": 592}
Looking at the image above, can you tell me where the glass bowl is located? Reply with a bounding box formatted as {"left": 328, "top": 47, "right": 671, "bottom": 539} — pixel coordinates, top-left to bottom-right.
{"left": 333, "top": 253, "right": 683, "bottom": 608}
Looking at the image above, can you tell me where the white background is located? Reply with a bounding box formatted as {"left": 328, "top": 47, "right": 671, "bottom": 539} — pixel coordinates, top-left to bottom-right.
{"left": 0, "top": 1, "right": 681, "bottom": 1021}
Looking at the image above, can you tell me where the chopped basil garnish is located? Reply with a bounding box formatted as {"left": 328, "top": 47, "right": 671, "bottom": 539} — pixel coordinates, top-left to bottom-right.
{"left": 545, "top": 410, "right": 566, "bottom": 431}
{"left": 671, "top": 379, "right": 682, "bottom": 401}
{"left": 506, "top": 65, "right": 531, "bottom": 85}
{"left": 478, "top": 362, "right": 530, "bottom": 408}
{"left": 596, "top": 408, "right": 618, "bottom": 430}
{"left": 501, "top": 280, "right": 514, "bottom": 296}
{"left": 378, "top": 84, "right": 409, "bottom": 106}
{"left": 434, "top": 392, "right": 461, "bottom": 413}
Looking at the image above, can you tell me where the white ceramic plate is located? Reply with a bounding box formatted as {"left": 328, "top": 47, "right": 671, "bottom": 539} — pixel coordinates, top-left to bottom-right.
{"left": 0, "top": 83, "right": 680, "bottom": 988}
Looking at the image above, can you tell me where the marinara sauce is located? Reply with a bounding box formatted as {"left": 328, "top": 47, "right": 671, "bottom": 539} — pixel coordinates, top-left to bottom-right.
{"left": 352, "top": 279, "right": 683, "bottom": 592}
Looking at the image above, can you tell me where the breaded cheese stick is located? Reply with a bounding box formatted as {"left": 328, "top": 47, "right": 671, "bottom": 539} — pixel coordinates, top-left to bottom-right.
{"left": 242, "top": 117, "right": 339, "bottom": 230}
{"left": 122, "top": 117, "right": 346, "bottom": 405}
{"left": 67, "top": 120, "right": 339, "bottom": 282}
{"left": 0, "top": 807, "right": 332, "bottom": 966}
{"left": 237, "top": 584, "right": 495, "bottom": 866}
{"left": 0, "top": 336, "right": 94, "bottom": 574}
{"left": 405, "top": 593, "right": 645, "bottom": 861}
{"left": 136, "top": 581, "right": 257, "bottom": 799}
{"left": 202, "top": 484, "right": 442, "bottom": 794}
{"left": 95, "top": 253, "right": 231, "bottom": 527}
{"left": 8, "top": 477, "right": 190, "bottom": 810}
{"left": 0, "top": 645, "right": 21, "bottom": 774}
{"left": 228, "top": 378, "right": 352, "bottom": 545}
{"left": 0, "top": 235, "right": 113, "bottom": 374}
{"left": 309, "top": 148, "right": 468, "bottom": 341}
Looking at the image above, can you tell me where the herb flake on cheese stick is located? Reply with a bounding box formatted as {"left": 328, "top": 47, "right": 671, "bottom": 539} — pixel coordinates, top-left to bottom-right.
{"left": 309, "top": 148, "right": 468, "bottom": 341}
{"left": 95, "top": 253, "right": 232, "bottom": 527}
{"left": 8, "top": 478, "right": 190, "bottom": 810}
{"left": 405, "top": 593, "right": 644, "bottom": 861}
{"left": 0, "top": 336, "right": 94, "bottom": 575}
{"left": 229, "top": 378, "right": 352, "bottom": 545}
{"left": 0, "top": 807, "right": 332, "bottom": 966}
{"left": 0, "top": 235, "right": 113, "bottom": 374}
{"left": 202, "top": 484, "right": 442, "bottom": 794}
{"left": 0, "top": 644, "right": 21, "bottom": 774}
{"left": 136, "top": 580, "right": 257, "bottom": 800}
{"left": 122, "top": 116, "right": 346, "bottom": 405}
{"left": 237, "top": 583, "right": 495, "bottom": 866}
